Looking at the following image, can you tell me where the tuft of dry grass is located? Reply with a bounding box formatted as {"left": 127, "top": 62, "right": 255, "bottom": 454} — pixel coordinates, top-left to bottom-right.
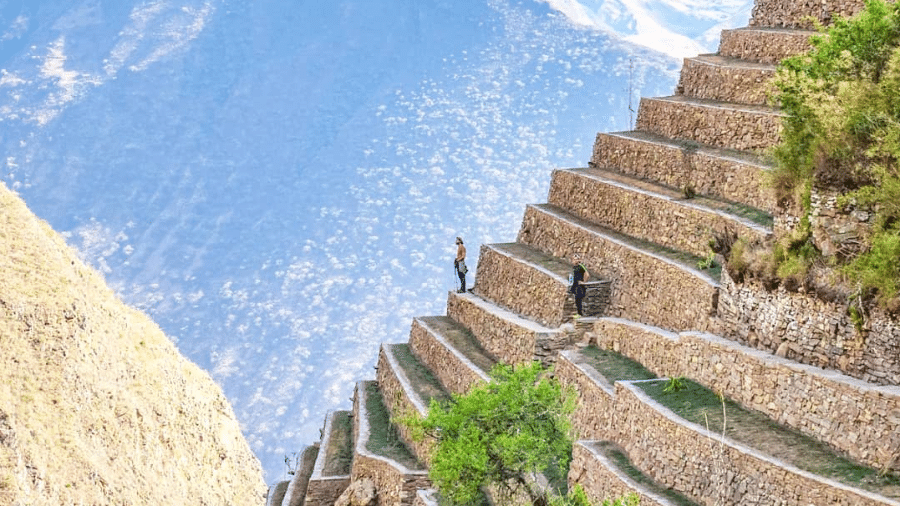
{"left": 0, "top": 183, "right": 267, "bottom": 505}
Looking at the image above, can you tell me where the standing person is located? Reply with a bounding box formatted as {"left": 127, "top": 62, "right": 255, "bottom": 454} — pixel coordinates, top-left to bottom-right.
{"left": 570, "top": 254, "right": 589, "bottom": 317}
{"left": 454, "top": 237, "right": 468, "bottom": 293}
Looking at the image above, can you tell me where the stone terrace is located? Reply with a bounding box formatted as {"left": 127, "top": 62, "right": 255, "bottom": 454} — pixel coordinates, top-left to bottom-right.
{"left": 268, "top": 0, "right": 900, "bottom": 503}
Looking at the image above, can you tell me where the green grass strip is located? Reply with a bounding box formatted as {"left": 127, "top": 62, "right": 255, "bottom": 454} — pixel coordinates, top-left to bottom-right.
{"left": 595, "top": 441, "right": 699, "bottom": 506}
{"left": 364, "top": 382, "right": 423, "bottom": 470}
{"left": 323, "top": 411, "right": 353, "bottom": 476}
{"left": 638, "top": 378, "right": 900, "bottom": 498}
{"left": 391, "top": 344, "right": 452, "bottom": 406}
{"left": 578, "top": 346, "right": 657, "bottom": 383}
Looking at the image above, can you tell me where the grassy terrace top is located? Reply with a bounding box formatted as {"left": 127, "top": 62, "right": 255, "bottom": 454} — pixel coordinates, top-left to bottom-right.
{"left": 323, "top": 411, "right": 353, "bottom": 476}
{"left": 639, "top": 379, "right": 900, "bottom": 499}
{"left": 363, "top": 381, "right": 423, "bottom": 470}
{"left": 577, "top": 346, "right": 657, "bottom": 383}
{"left": 419, "top": 316, "right": 497, "bottom": 375}
{"left": 391, "top": 343, "right": 453, "bottom": 407}
{"left": 489, "top": 242, "right": 573, "bottom": 278}
{"left": 529, "top": 207, "right": 724, "bottom": 283}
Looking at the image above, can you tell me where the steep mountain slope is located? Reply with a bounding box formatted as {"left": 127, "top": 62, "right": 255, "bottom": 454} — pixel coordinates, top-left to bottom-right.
{"left": 0, "top": 182, "right": 266, "bottom": 505}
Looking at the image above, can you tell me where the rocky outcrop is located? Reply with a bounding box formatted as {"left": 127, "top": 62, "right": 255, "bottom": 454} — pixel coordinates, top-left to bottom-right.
{"left": 0, "top": 183, "right": 266, "bottom": 505}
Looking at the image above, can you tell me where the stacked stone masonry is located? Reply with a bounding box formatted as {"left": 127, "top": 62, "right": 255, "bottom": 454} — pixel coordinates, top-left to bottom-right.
{"left": 612, "top": 382, "right": 895, "bottom": 506}
{"left": 375, "top": 346, "right": 435, "bottom": 465}
{"left": 677, "top": 56, "right": 775, "bottom": 106}
{"left": 568, "top": 442, "right": 678, "bottom": 506}
{"left": 716, "top": 269, "right": 900, "bottom": 386}
{"left": 304, "top": 412, "right": 351, "bottom": 506}
{"left": 554, "top": 355, "right": 899, "bottom": 506}
{"left": 636, "top": 96, "right": 783, "bottom": 152}
{"left": 555, "top": 351, "right": 619, "bottom": 441}
{"left": 517, "top": 204, "right": 719, "bottom": 333}
{"left": 717, "top": 27, "right": 814, "bottom": 64}
{"left": 408, "top": 318, "right": 489, "bottom": 396}
{"left": 592, "top": 317, "right": 900, "bottom": 474}
{"left": 809, "top": 187, "right": 874, "bottom": 257}
{"left": 351, "top": 381, "right": 430, "bottom": 506}
{"left": 445, "top": 291, "right": 574, "bottom": 367}
{"left": 547, "top": 168, "right": 772, "bottom": 258}
{"left": 590, "top": 132, "right": 777, "bottom": 214}
{"left": 472, "top": 244, "right": 571, "bottom": 328}
{"left": 750, "top": 0, "right": 867, "bottom": 28}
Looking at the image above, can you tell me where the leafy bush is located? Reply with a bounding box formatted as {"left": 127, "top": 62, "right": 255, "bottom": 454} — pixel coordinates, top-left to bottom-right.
{"left": 402, "top": 361, "right": 576, "bottom": 506}
{"left": 548, "top": 487, "right": 640, "bottom": 506}
{"left": 769, "top": 0, "right": 900, "bottom": 303}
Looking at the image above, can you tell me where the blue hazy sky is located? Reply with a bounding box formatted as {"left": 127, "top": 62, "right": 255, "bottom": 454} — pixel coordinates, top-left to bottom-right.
{"left": 0, "top": 0, "right": 751, "bottom": 482}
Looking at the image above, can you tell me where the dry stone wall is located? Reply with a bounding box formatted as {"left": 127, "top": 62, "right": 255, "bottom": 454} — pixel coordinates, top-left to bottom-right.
{"left": 375, "top": 346, "right": 435, "bottom": 465}
{"left": 472, "top": 244, "right": 570, "bottom": 328}
{"left": 593, "top": 317, "right": 900, "bottom": 474}
{"left": 591, "top": 133, "right": 776, "bottom": 214}
{"left": 716, "top": 269, "right": 900, "bottom": 385}
{"left": 636, "top": 97, "right": 783, "bottom": 152}
{"left": 351, "top": 381, "right": 430, "bottom": 506}
{"left": 408, "top": 318, "right": 489, "bottom": 395}
{"left": 304, "top": 475, "right": 350, "bottom": 506}
{"left": 555, "top": 355, "right": 896, "bottom": 506}
{"left": 809, "top": 187, "right": 874, "bottom": 257}
{"left": 547, "top": 169, "right": 771, "bottom": 258}
{"left": 555, "top": 350, "right": 618, "bottom": 441}
{"left": 518, "top": 205, "right": 720, "bottom": 333}
{"left": 612, "top": 382, "right": 893, "bottom": 506}
{"left": 677, "top": 57, "right": 774, "bottom": 105}
{"left": 750, "top": 0, "right": 867, "bottom": 28}
{"left": 717, "top": 28, "right": 814, "bottom": 64}
{"left": 445, "top": 291, "right": 575, "bottom": 366}
{"left": 569, "top": 443, "right": 675, "bottom": 506}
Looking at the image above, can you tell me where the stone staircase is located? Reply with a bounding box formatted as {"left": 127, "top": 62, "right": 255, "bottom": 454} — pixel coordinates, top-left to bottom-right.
{"left": 268, "top": 0, "right": 900, "bottom": 504}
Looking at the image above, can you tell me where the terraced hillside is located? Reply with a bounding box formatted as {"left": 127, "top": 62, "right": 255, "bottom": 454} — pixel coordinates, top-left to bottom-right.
{"left": 269, "top": 0, "right": 900, "bottom": 505}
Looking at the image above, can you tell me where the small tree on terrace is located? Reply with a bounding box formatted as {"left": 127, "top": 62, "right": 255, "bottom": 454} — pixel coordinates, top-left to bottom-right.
{"left": 402, "top": 361, "right": 577, "bottom": 506}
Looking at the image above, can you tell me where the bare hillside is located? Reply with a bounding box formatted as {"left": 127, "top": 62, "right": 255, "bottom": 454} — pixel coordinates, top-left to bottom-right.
{"left": 0, "top": 183, "right": 266, "bottom": 505}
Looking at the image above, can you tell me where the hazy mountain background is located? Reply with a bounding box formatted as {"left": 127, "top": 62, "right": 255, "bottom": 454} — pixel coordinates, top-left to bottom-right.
{"left": 0, "top": 0, "right": 751, "bottom": 482}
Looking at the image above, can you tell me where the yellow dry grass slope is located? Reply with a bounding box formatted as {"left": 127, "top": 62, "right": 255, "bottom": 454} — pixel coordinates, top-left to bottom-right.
{"left": 0, "top": 183, "right": 267, "bottom": 505}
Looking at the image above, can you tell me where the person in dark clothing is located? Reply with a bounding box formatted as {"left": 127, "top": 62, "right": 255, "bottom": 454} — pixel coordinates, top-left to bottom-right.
{"left": 570, "top": 255, "right": 589, "bottom": 316}
{"left": 454, "top": 237, "right": 467, "bottom": 293}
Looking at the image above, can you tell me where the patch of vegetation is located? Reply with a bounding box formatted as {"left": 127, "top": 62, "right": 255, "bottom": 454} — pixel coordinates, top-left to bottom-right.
{"left": 549, "top": 485, "right": 641, "bottom": 506}
{"left": 391, "top": 344, "right": 452, "bottom": 406}
{"left": 323, "top": 411, "right": 353, "bottom": 476}
{"left": 401, "top": 362, "right": 575, "bottom": 506}
{"left": 421, "top": 316, "right": 497, "bottom": 375}
{"left": 637, "top": 378, "right": 900, "bottom": 497}
{"left": 578, "top": 346, "right": 656, "bottom": 383}
{"left": 769, "top": 0, "right": 900, "bottom": 305}
{"left": 363, "top": 382, "right": 422, "bottom": 470}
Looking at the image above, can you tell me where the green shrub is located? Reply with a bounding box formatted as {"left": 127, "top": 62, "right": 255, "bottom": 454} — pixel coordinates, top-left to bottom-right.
{"left": 767, "top": 0, "right": 900, "bottom": 303}
{"left": 845, "top": 231, "right": 900, "bottom": 301}
{"left": 402, "top": 362, "right": 575, "bottom": 506}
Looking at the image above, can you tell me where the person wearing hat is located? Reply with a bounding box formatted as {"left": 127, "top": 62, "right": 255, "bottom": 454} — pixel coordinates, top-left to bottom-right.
{"left": 454, "top": 237, "right": 468, "bottom": 293}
